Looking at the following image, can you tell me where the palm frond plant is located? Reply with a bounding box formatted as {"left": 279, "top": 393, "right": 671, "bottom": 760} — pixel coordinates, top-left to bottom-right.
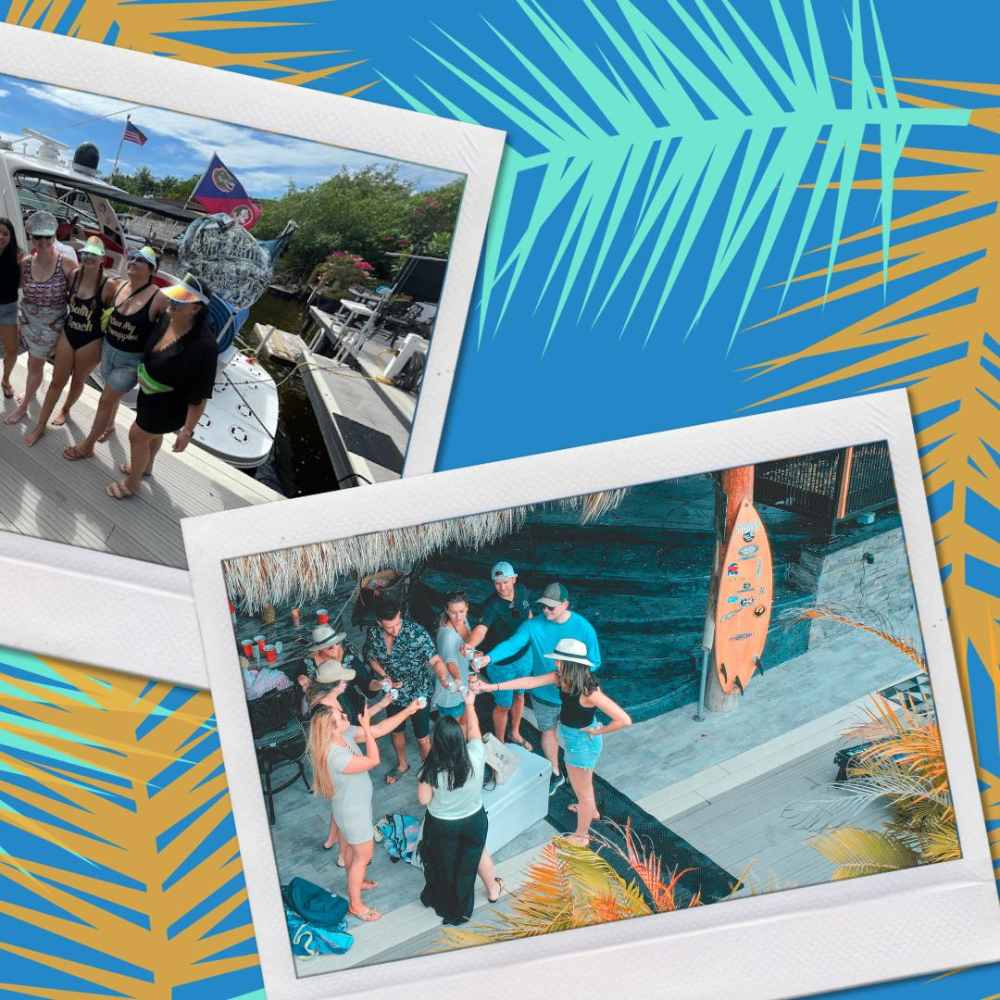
{"left": 381, "top": 0, "right": 967, "bottom": 351}
{"left": 786, "top": 611, "right": 959, "bottom": 879}
{"left": 435, "top": 821, "right": 699, "bottom": 951}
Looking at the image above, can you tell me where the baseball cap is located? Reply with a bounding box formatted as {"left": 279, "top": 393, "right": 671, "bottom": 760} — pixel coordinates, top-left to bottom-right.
{"left": 27, "top": 211, "right": 57, "bottom": 237}
{"left": 491, "top": 561, "right": 516, "bottom": 580}
{"left": 80, "top": 235, "right": 106, "bottom": 257}
{"left": 128, "top": 245, "right": 158, "bottom": 269}
{"left": 536, "top": 582, "right": 569, "bottom": 607}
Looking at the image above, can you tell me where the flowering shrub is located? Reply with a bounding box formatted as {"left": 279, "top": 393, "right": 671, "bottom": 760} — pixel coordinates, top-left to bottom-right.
{"left": 310, "top": 251, "right": 377, "bottom": 302}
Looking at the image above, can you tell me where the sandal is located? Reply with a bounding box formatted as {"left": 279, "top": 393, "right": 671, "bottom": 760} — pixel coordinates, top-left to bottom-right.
{"left": 105, "top": 481, "right": 134, "bottom": 500}
{"left": 509, "top": 734, "right": 533, "bottom": 751}
{"left": 488, "top": 876, "right": 504, "bottom": 904}
{"left": 384, "top": 765, "right": 410, "bottom": 785}
{"left": 349, "top": 906, "right": 381, "bottom": 922}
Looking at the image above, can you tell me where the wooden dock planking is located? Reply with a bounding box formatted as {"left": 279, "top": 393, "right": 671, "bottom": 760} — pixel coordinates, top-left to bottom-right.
{"left": 1, "top": 361, "right": 281, "bottom": 567}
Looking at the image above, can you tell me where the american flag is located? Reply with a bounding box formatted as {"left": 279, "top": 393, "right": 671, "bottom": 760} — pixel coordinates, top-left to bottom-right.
{"left": 123, "top": 120, "right": 148, "bottom": 146}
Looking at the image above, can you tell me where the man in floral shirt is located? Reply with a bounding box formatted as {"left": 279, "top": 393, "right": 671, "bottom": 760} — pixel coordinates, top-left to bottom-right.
{"left": 363, "top": 594, "right": 445, "bottom": 783}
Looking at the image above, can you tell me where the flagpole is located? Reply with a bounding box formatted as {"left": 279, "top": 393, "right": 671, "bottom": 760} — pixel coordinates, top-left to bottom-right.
{"left": 111, "top": 114, "right": 129, "bottom": 179}
{"left": 183, "top": 152, "right": 212, "bottom": 211}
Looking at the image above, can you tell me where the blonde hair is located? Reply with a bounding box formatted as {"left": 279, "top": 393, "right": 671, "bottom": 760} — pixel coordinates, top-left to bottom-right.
{"left": 307, "top": 705, "right": 338, "bottom": 799}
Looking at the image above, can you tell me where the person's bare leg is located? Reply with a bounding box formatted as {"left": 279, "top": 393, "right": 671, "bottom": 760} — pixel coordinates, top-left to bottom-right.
{"left": 5, "top": 355, "right": 45, "bottom": 424}
{"left": 540, "top": 726, "right": 560, "bottom": 776}
{"left": 98, "top": 397, "right": 121, "bottom": 442}
{"left": 25, "top": 336, "right": 73, "bottom": 444}
{"left": 565, "top": 765, "right": 597, "bottom": 844}
{"left": 53, "top": 339, "right": 101, "bottom": 425}
{"left": 416, "top": 735, "right": 431, "bottom": 761}
{"left": 0, "top": 324, "right": 18, "bottom": 396}
{"left": 478, "top": 848, "right": 502, "bottom": 901}
{"left": 492, "top": 705, "right": 509, "bottom": 742}
{"left": 388, "top": 729, "right": 409, "bottom": 781}
{"left": 510, "top": 693, "right": 530, "bottom": 747}
{"left": 65, "top": 386, "right": 122, "bottom": 458}
{"left": 106, "top": 423, "right": 156, "bottom": 498}
{"left": 121, "top": 430, "right": 162, "bottom": 479}
{"left": 346, "top": 840, "right": 378, "bottom": 918}
{"left": 323, "top": 815, "right": 340, "bottom": 849}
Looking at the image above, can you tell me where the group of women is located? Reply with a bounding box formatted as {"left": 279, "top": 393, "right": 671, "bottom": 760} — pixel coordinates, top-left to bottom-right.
{"left": 0, "top": 210, "right": 217, "bottom": 499}
{"left": 305, "top": 590, "right": 632, "bottom": 928}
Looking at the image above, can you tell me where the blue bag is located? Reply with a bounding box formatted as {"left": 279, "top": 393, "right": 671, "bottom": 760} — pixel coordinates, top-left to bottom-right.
{"left": 282, "top": 876, "right": 349, "bottom": 926}
{"left": 285, "top": 905, "right": 353, "bottom": 956}
{"left": 376, "top": 813, "right": 421, "bottom": 865}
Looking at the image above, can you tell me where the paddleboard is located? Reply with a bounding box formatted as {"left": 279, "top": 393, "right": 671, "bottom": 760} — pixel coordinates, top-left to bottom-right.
{"left": 713, "top": 498, "right": 773, "bottom": 695}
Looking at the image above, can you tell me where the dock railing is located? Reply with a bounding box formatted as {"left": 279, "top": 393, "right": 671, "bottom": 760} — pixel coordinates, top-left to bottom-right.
{"left": 754, "top": 441, "right": 896, "bottom": 537}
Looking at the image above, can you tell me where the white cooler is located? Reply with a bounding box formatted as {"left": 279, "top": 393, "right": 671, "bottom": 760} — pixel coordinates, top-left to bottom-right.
{"left": 482, "top": 743, "right": 550, "bottom": 853}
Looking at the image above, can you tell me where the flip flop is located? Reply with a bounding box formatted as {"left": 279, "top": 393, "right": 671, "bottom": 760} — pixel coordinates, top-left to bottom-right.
{"left": 488, "top": 876, "right": 504, "bottom": 904}
{"left": 384, "top": 765, "right": 410, "bottom": 786}
{"left": 105, "top": 481, "right": 134, "bottom": 500}
{"left": 349, "top": 906, "right": 381, "bottom": 922}
{"left": 509, "top": 734, "right": 533, "bottom": 751}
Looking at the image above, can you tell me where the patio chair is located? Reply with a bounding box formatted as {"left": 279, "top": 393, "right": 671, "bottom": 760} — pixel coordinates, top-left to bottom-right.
{"left": 248, "top": 685, "right": 310, "bottom": 825}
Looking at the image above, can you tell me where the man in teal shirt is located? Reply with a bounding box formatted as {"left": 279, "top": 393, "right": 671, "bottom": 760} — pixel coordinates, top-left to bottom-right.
{"left": 478, "top": 582, "right": 600, "bottom": 794}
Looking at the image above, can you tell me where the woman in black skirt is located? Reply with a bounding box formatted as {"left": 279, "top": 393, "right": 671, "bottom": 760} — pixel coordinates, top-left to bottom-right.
{"left": 105, "top": 272, "right": 216, "bottom": 499}
{"left": 25, "top": 236, "right": 115, "bottom": 445}
{"left": 417, "top": 686, "right": 503, "bottom": 925}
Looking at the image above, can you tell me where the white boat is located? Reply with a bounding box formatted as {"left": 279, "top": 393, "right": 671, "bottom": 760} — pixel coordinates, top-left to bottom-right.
{"left": 0, "top": 130, "right": 283, "bottom": 469}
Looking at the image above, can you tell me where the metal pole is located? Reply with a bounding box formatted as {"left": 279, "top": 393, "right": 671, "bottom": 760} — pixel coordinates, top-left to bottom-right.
{"left": 111, "top": 115, "right": 128, "bottom": 178}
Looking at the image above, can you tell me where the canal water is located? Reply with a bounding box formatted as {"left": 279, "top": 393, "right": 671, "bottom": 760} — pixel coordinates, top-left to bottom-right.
{"left": 242, "top": 293, "right": 337, "bottom": 499}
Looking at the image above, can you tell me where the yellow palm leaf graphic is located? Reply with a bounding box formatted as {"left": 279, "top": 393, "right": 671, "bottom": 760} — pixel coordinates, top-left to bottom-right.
{"left": 5, "top": 0, "right": 377, "bottom": 95}
{"left": 0, "top": 652, "right": 253, "bottom": 998}
{"left": 743, "top": 81, "right": 1000, "bottom": 860}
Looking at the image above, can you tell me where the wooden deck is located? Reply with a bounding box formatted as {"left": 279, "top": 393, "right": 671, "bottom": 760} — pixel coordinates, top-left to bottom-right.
{"left": 0, "top": 361, "right": 280, "bottom": 568}
{"left": 300, "top": 331, "right": 413, "bottom": 487}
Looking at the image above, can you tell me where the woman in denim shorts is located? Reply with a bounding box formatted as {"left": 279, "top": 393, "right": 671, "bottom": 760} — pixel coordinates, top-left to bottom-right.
{"left": 4, "top": 211, "right": 75, "bottom": 427}
{"left": 474, "top": 637, "right": 631, "bottom": 846}
{"left": 63, "top": 246, "right": 166, "bottom": 461}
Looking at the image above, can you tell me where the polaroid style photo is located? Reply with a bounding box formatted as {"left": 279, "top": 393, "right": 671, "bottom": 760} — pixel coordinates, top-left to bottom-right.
{"left": 183, "top": 390, "right": 1000, "bottom": 1000}
{"left": 0, "top": 24, "right": 504, "bottom": 570}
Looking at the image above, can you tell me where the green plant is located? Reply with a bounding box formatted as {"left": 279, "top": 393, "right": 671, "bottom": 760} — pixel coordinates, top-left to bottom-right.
{"left": 310, "top": 250, "right": 376, "bottom": 302}
{"left": 794, "top": 611, "right": 958, "bottom": 879}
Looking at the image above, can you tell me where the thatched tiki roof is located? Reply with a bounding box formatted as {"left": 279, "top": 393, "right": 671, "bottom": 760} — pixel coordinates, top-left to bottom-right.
{"left": 224, "top": 489, "right": 630, "bottom": 613}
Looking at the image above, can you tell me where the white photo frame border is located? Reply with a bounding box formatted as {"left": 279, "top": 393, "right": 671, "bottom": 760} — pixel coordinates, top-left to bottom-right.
{"left": 0, "top": 24, "right": 506, "bottom": 477}
{"left": 183, "top": 389, "right": 1000, "bottom": 1000}
{"left": 0, "top": 534, "right": 202, "bottom": 688}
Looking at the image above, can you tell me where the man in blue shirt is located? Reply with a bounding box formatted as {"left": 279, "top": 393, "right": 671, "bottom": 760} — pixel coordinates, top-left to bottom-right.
{"left": 465, "top": 560, "right": 533, "bottom": 750}
{"left": 478, "top": 582, "right": 601, "bottom": 795}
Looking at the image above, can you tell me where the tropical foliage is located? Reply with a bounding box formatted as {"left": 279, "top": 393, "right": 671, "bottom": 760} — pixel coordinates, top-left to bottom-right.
{"left": 0, "top": 646, "right": 259, "bottom": 999}
{"left": 109, "top": 167, "right": 205, "bottom": 204}
{"left": 437, "top": 822, "right": 700, "bottom": 951}
{"left": 310, "top": 250, "right": 376, "bottom": 303}
{"left": 382, "top": 0, "right": 967, "bottom": 351}
{"left": 255, "top": 169, "right": 463, "bottom": 285}
{"left": 784, "top": 613, "right": 959, "bottom": 879}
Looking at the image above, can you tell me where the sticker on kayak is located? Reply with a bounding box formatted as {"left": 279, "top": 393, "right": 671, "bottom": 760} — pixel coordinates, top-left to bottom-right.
{"left": 739, "top": 544, "right": 759, "bottom": 558}
{"left": 739, "top": 522, "right": 756, "bottom": 542}
{"left": 727, "top": 562, "right": 739, "bottom": 576}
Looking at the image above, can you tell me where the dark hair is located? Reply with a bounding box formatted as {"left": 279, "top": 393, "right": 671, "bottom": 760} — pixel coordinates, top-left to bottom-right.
{"left": 443, "top": 590, "right": 468, "bottom": 608}
{"left": 557, "top": 661, "right": 599, "bottom": 699}
{"left": 0, "top": 217, "right": 20, "bottom": 278}
{"left": 373, "top": 594, "right": 402, "bottom": 623}
{"left": 418, "top": 716, "right": 472, "bottom": 791}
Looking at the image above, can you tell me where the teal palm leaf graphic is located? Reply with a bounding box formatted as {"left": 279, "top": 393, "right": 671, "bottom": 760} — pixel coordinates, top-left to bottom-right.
{"left": 382, "top": 0, "right": 967, "bottom": 352}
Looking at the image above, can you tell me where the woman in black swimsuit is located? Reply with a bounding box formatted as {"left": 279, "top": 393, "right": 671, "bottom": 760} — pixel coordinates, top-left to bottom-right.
{"left": 64, "top": 245, "right": 166, "bottom": 462}
{"left": 25, "top": 236, "right": 114, "bottom": 446}
{"left": 106, "top": 273, "right": 217, "bottom": 500}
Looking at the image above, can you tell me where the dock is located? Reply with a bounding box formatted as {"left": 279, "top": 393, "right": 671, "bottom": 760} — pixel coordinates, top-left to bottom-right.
{"left": 0, "top": 363, "right": 281, "bottom": 569}
{"left": 254, "top": 323, "right": 307, "bottom": 365}
{"left": 299, "top": 307, "right": 414, "bottom": 486}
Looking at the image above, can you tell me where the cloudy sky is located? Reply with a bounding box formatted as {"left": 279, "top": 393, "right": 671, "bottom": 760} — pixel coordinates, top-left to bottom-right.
{"left": 0, "top": 73, "right": 462, "bottom": 198}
